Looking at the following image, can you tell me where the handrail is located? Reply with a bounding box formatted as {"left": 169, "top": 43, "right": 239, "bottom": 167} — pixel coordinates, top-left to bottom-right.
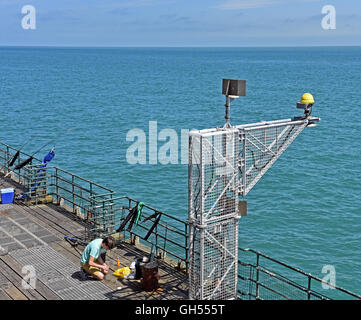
{"left": 86, "top": 195, "right": 189, "bottom": 270}
{"left": 2, "top": 141, "right": 361, "bottom": 299}
{"left": 0, "top": 142, "right": 189, "bottom": 271}
{"left": 238, "top": 248, "right": 361, "bottom": 300}
{"left": 89, "top": 194, "right": 186, "bottom": 225}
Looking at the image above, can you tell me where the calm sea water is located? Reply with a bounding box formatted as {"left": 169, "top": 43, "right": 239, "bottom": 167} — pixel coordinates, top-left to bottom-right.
{"left": 1, "top": 46, "right": 361, "bottom": 297}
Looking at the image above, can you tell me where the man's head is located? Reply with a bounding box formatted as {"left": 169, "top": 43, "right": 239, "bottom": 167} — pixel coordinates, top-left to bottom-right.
{"left": 102, "top": 236, "right": 115, "bottom": 251}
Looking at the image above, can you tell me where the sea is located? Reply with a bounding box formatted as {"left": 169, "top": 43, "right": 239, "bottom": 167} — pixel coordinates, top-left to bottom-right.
{"left": 0, "top": 46, "right": 360, "bottom": 298}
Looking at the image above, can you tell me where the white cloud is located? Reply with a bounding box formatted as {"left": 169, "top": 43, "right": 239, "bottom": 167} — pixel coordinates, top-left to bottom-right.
{"left": 215, "top": 0, "right": 279, "bottom": 10}
{"left": 214, "top": 0, "right": 323, "bottom": 10}
{"left": 112, "top": 0, "right": 175, "bottom": 9}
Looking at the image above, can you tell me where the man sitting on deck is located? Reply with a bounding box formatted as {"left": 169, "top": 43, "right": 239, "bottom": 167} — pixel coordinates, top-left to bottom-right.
{"left": 80, "top": 236, "right": 115, "bottom": 280}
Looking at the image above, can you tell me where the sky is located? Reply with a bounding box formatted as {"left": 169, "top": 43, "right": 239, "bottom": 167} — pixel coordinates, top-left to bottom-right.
{"left": 0, "top": 0, "right": 360, "bottom": 46}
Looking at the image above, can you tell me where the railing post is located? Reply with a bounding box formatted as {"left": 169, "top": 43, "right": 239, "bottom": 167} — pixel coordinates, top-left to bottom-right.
{"left": 102, "top": 197, "right": 106, "bottom": 234}
{"left": 256, "top": 254, "right": 260, "bottom": 299}
{"left": 56, "top": 168, "right": 59, "bottom": 204}
{"left": 72, "top": 174, "right": 75, "bottom": 213}
{"left": 155, "top": 224, "right": 159, "bottom": 257}
{"left": 110, "top": 192, "right": 114, "bottom": 233}
{"left": 185, "top": 223, "right": 188, "bottom": 273}
{"left": 162, "top": 224, "right": 168, "bottom": 259}
{"left": 17, "top": 153, "right": 20, "bottom": 183}
{"left": 5, "top": 146, "right": 9, "bottom": 172}
{"left": 307, "top": 276, "right": 311, "bottom": 300}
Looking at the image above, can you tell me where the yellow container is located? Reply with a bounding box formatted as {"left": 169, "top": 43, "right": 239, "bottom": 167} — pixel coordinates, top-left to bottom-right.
{"left": 113, "top": 267, "right": 131, "bottom": 278}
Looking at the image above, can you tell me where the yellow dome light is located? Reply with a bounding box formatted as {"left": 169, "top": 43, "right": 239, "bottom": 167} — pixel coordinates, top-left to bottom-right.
{"left": 296, "top": 92, "right": 315, "bottom": 119}
{"left": 300, "top": 93, "right": 315, "bottom": 104}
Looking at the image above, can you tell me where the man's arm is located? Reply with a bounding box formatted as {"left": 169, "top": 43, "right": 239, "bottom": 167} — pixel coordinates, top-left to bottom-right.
{"left": 97, "top": 255, "right": 109, "bottom": 273}
{"left": 88, "top": 256, "right": 106, "bottom": 271}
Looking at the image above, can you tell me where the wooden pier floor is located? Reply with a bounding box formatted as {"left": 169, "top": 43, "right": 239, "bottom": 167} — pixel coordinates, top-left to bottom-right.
{"left": 0, "top": 173, "right": 188, "bottom": 300}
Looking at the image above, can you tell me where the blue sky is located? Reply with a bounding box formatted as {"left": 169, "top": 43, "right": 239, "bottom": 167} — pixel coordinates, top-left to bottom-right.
{"left": 0, "top": 0, "right": 360, "bottom": 46}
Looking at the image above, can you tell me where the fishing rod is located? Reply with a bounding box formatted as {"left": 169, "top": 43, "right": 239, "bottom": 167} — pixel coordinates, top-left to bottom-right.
{"left": 0, "top": 137, "right": 32, "bottom": 172}
{"left": 4, "top": 128, "right": 73, "bottom": 176}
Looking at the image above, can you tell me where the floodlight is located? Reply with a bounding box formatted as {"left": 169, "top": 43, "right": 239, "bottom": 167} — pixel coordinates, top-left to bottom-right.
{"left": 222, "top": 79, "right": 246, "bottom": 128}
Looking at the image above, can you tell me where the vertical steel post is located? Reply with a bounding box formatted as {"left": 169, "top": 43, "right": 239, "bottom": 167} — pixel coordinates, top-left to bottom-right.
{"left": 185, "top": 223, "right": 189, "bottom": 273}
{"left": 256, "top": 254, "right": 260, "bottom": 299}
{"left": 199, "top": 135, "right": 204, "bottom": 300}
{"left": 188, "top": 133, "right": 194, "bottom": 298}
{"left": 5, "top": 146, "right": 9, "bottom": 172}
{"left": 56, "top": 167, "right": 59, "bottom": 204}
{"left": 307, "top": 276, "right": 311, "bottom": 300}
{"left": 225, "top": 96, "right": 231, "bottom": 128}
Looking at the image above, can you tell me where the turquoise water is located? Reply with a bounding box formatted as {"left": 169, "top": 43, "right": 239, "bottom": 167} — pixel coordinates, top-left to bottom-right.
{"left": 1, "top": 46, "right": 361, "bottom": 297}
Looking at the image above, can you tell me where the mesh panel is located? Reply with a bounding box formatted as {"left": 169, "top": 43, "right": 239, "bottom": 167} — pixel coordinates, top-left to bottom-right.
{"left": 189, "top": 135, "right": 201, "bottom": 221}
{"left": 202, "top": 132, "right": 238, "bottom": 221}
{"left": 189, "top": 228, "right": 201, "bottom": 299}
{"left": 189, "top": 129, "right": 239, "bottom": 300}
{"left": 203, "top": 219, "right": 237, "bottom": 300}
{"left": 23, "top": 165, "right": 49, "bottom": 204}
{"left": 239, "top": 121, "right": 307, "bottom": 196}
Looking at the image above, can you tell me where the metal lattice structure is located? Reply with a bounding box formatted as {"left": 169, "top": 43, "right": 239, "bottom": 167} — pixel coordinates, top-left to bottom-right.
{"left": 188, "top": 128, "right": 240, "bottom": 300}
{"left": 188, "top": 116, "right": 319, "bottom": 300}
{"left": 23, "top": 164, "right": 50, "bottom": 205}
{"left": 237, "top": 117, "right": 315, "bottom": 196}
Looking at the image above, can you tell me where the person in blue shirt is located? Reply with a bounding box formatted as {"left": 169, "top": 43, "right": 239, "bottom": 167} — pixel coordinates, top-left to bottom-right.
{"left": 81, "top": 236, "right": 115, "bottom": 280}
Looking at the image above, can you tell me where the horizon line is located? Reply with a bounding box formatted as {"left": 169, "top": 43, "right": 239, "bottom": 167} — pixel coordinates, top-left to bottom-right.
{"left": 1, "top": 44, "right": 361, "bottom": 49}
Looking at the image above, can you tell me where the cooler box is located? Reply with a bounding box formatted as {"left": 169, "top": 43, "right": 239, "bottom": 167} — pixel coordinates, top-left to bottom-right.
{"left": 0, "top": 188, "right": 15, "bottom": 204}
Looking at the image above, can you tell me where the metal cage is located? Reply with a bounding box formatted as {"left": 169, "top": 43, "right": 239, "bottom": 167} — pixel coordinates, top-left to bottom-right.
{"left": 23, "top": 164, "right": 51, "bottom": 205}
{"left": 188, "top": 128, "right": 240, "bottom": 300}
{"left": 188, "top": 116, "right": 320, "bottom": 300}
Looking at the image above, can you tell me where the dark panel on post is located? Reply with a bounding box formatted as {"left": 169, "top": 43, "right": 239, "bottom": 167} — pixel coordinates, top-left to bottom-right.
{"left": 222, "top": 79, "right": 246, "bottom": 96}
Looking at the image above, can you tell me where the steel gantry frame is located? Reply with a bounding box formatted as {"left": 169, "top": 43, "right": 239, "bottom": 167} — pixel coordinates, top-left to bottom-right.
{"left": 188, "top": 115, "right": 320, "bottom": 300}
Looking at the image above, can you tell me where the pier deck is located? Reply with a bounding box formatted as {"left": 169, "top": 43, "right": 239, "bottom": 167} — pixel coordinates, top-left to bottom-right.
{"left": 0, "top": 173, "right": 188, "bottom": 300}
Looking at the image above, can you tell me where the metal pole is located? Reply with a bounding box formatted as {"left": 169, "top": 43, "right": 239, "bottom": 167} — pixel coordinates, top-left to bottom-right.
{"left": 56, "top": 168, "right": 59, "bottom": 204}
{"left": 185, "top": 223, "right": 189, "bottom": 273}
{"left": 200, "top": 135, "right": 205, "bottom": 299}
{"left": 256, "top": 254, "right": 260, "bottom": 299}
{"left": 307, "top": 276, "right": 311, "bottom": 300}
{"left": 5, "top": 146, "right": 9, "bottom": 173}
{"left": 225, "top": 96, "right": 231, "bottom": 128}
{"left": 72, "top": 174, "right": 75, "bottom": 214}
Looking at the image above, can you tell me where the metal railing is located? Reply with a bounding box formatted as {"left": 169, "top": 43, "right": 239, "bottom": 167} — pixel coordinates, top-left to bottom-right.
{"left": 86, "top": 194, "right": 189, "bottom": 270}
{"left": 0, "top": 142, "right": 115, "bottom": 212}
{"left": 237, "top": 248, "right": 361, "bottom": 300}
{"left": 0, "top": 142, "right": 189, "bottom": 271}
{"left": 0, "top": 141, "right": 43, "bottom": 183}
{"left": 51, "top": 166, "right": 115, "bottom": 216}
{"left": 1, "top": 141, "right": 360, "bottom": 299}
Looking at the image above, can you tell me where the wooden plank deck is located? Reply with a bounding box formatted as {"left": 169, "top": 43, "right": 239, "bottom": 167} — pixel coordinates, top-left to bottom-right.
{"left": 0, "top": 173, "right": 188, "bottom": 300}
